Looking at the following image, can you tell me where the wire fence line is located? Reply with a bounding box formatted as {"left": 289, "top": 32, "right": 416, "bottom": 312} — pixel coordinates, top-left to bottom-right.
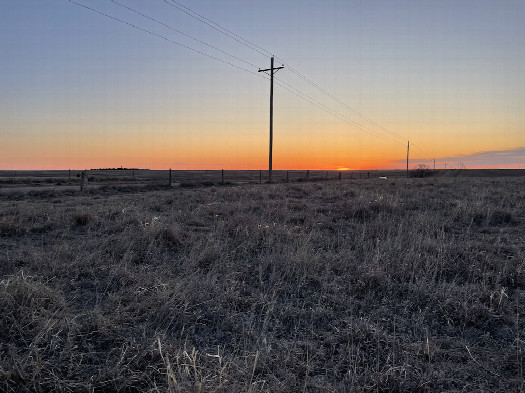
{"left": 0, "top": 169, "right": 414, "bottom": 191}
{"left": 2, "top": 169, "right": 524, "bottom": 193}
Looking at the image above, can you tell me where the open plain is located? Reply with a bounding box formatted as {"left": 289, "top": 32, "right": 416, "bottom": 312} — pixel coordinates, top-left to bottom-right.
{"left": 1, "top": 174, "right": 524, "bottom": 392}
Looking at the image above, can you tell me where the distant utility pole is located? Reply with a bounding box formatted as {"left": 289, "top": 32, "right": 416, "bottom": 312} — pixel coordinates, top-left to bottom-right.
{"left": 259, "top": 56, "right": 284, "bottom": 184}
{"left": 434, "top": 158, "right": 436, "bottom": 171}
{"left": 406, "top": 140, "right": 410, "bottom": 178}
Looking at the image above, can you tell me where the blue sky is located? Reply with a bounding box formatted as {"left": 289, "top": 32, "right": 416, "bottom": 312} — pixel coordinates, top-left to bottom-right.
{"left": 1, "top": 0, "right": 524, "bottom": 169}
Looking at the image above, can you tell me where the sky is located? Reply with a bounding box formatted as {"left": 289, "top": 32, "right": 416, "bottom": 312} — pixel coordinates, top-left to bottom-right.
{"left": 1, "top": 0, "right": 524, "bottom": 170}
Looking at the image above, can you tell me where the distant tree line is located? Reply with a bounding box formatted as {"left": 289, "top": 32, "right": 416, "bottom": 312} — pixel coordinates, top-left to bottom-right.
{"left": 90, "top": 167, "right": 148, "bottom": 171}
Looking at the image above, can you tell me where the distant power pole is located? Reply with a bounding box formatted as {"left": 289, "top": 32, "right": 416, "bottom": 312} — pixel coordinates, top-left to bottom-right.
{"left": 434, "top": 158, "right": 435, "bottom": 171}
{"left": 259, "top": 56, "right": 284, "bottom": 183}
{"left": 406, "top": 140, "right": 410, "bottom": 178}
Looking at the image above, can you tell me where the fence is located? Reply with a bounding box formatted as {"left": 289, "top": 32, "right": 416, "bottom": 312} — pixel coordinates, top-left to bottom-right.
{"left": 0, "top": 169, "right": 416, "bottom": 192}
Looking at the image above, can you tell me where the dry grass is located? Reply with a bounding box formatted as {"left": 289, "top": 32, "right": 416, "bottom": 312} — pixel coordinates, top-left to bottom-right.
{"left": 1, "top": 177, "right": 524, "bottom": 392}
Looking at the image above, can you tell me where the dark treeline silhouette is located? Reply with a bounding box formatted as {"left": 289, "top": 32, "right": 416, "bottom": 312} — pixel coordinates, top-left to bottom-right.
{"left": 90, "top": 167, "right": 148, "bottom": 171}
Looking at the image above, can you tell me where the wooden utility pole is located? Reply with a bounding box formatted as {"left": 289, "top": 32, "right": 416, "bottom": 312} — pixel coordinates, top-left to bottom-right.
{"left": 259, "top": 56, "right": 284, "bottom": 183}
{"left": 406, "top": 141, "right": 410, "bottom": 178}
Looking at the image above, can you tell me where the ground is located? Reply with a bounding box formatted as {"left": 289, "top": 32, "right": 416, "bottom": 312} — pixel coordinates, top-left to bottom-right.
{"left": 1, "top": 175, "right": 524, "bottom": 392}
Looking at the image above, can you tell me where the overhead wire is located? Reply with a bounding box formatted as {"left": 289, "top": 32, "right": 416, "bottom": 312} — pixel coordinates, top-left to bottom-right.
{"left": 67, "top": 0, "right": 262, "bottom": 77}
{"left": 278, "top": 63, "right": 409, "bottom": 145}
{"left": 68, "top": 0, "right": 429, "bottom": 157}
{"left": 276, "top": 82, "right": 397, "bottom": 142}
{"left": 70, "top": 0, "right": 404, "bottom": 144}
{"left": 162, "top": 0, "right": 415, "bottom": 149}
{"left": 158, "top": 0, "right": 408, "bottom": 144}
{"left": 109, "top": 0, "right": 259, "bottom": 69}
{"left": 162, "top": 0, "right": 271, "bottom": 59}
{"left": 270, "top": 77, "right": 401, "bottom": 143}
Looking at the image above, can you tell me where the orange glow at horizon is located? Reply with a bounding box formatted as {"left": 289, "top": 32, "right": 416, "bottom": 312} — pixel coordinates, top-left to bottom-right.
{"left": 1, "top": 119, "right": 523, "bottom": 170}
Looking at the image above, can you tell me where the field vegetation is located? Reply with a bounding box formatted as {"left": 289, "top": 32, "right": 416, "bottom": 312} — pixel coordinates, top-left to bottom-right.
{"left": 1, "top": 176, "right": 524, "bottom": 392}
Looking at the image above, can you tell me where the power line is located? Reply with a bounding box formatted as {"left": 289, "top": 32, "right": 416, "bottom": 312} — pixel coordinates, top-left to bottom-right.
{"left": 113, "top": 0, "right": 390, "bottom": 143}
{"left": 162, "top": 0, "right": 271, "bottom": 59}
{"left": 161, "top": 0, "right": 420, "bottom": 149}
{"left": 109, "top": 0, "right": 259, "bottom": 69}
{"left": 279, "top": 63, "right": 408, "bottom": 144}
{"left": 273, "top": 80, "right": 396, "bottom": 143}
{"left": 273, "top": 77, "right": 401, "bottom": 144}
{"left": 72, "top": 0, "right": 404, "bottom": 145}
{"left": 68, "top": 0, "right": 427, "bottom": 154}
{"left": 67, "top": 0, "right": 261, "bottom": 76}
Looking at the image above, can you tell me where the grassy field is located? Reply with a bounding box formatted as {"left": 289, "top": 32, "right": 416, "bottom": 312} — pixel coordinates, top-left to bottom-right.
{"left": 1, "top": 176, "right": 524, "bottom": 392}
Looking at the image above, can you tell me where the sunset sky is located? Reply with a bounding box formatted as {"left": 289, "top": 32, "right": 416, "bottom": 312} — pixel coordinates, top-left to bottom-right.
{"left": 1, "top": 0, "right": 524, "bottom": 170}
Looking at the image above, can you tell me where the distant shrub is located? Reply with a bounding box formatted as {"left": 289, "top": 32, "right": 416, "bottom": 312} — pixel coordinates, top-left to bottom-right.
{"left": 411, "top": 164, "right": 433, "bottom": 178}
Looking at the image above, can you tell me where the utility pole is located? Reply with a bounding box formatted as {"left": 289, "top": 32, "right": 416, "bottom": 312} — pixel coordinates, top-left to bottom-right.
{"left": 434, "top": 158, "right": 436, "bottom": 171}
{"left": 259, "top": 56, "right": 284, "bottom": 183}
{"left": 406, "top": 140, "right": 410, "bottom": 178}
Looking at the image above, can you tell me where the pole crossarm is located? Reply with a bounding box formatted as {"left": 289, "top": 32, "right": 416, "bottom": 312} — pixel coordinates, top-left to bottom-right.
{"left": 258, "top": 66, "right": 284, "bottom": 72}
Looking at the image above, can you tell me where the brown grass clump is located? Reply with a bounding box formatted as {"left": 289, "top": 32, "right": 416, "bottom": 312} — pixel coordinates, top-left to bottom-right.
{"left": 73, "top": 210, "right": 92, "bottom": 226}
{"left": 0, "top": 216, "right": 23, "bottom": 237}
{"left": 0, "top": 176, "right": 524, "bottom": 391}
{"left": 159, "top": 227, "right": 185, "bottom": 250}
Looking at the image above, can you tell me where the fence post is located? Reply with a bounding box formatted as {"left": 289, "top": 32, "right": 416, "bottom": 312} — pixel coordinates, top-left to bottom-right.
{"left": 80, "top": 171, "right": 87, "bottom": 191}
{"left": 339, "top": 172, "right": 342, "bottom": 180}
{"left": 222, "top": 169, "right": 224, "bottom": 185}
{"left": 325, "top": 171, "right": 328, "bottom": 181}
{"left": 306, "top": 170, "right": 309, "bottom": 181}
{"left": 286, "top": 171, "right": 289, "bottom": 183}
{"left": 169, "top": 168, "right": 172, "bottom": 187}
{"left": 367, "top": 172, "right": 370, "bottom": 179}
{"left": 259, "top": 170, "right": 262, "bottom": 184}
